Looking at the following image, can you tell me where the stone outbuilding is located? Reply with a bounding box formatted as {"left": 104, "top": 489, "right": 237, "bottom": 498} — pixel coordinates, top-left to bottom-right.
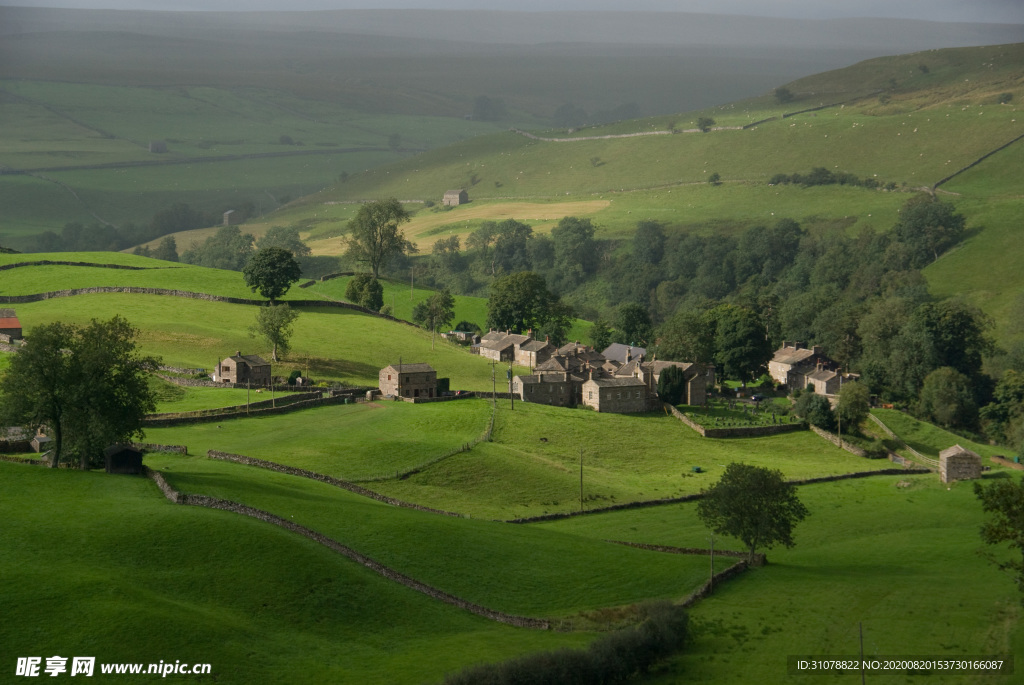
{"left": 443, "top": 189, "right": 469, "bottom": 206}
{"left": 216, "top": 352, "right": 271, "bottom": 386}
{"left": 379, "top": 362, "right": 438, "bottom": 399}
{"left": 223, "top": 209, "right": 240, "bottom": 226}
{"left": 513, "top": 372, "right": 575, "bottom": 407}
{"left": 939, "top": 445, "right": 983, "bottom": 483}
{"left": 0, "top": 308, "right": 23, "bottom": 341}
{"left": 104, "top": 444, "right": 144, "bottom": 475}
{"left": 582, "top": 375, "right": 649, "bottom": 413}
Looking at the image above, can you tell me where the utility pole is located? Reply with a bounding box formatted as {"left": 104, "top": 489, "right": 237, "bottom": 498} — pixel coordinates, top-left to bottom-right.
{"left": 246, "top": 379, "right": 250, "bottom": 415}
{"left": 579, "top": 447, "right": 584, "bottom": 512}
{"left": 508, "top": 359, "right": 514, "bottom": 410}
{"left": 859, "top": 622, "right": 866, "bottom": 685}
{"left": 491, "top": 359, "right": 496, "bottom": 408}
{"left": 837, "top": 368, "right": 843, "bottom": 449}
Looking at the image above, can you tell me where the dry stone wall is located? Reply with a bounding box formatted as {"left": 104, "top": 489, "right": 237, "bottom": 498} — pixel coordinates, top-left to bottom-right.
{"left": 666, "top": 403, "right": 805, "bottom": 438}
{"left": 143, "top": 467, "right": 548, "bottom": 630}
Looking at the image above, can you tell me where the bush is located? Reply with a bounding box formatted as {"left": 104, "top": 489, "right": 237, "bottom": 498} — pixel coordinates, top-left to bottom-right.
{"left": 443, "top": 602, "right": 688, "bottom": 685}
{"left": 794, "top": 392, "right": 836, "bottom": 431}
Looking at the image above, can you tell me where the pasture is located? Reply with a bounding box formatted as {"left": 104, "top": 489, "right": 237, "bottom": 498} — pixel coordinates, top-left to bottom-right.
{"left": 538, "top": 473, "right": 1024, "bottom": 684}
{"left": 0, "top": 461, "right": 592, "bottom": 685}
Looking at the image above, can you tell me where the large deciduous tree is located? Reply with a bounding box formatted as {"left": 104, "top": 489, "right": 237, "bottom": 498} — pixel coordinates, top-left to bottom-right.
{"left": 893, "top": 195, "right": 966, "bottom": 268}
{"left": 486, "top": 271, "right": 560, "bottom": 334}
{"left": 249, "top": 303, "right": 300, "bottom": 362}
{"left": 0, "top": 317, "right": 158, "bottom": 469}
{"left": 974, "top": 478, "right": 1024, "bottom": 602}
{"left": 710, "top": 304, "right": 773, "bottom": 385}
{"left": 697, "top": 463, "right": 809, "bottom": 564}
{"left": 413, "top": 289, "right": 456, "bottom": 349}
{"left": 344, "top": 198, "right": 416, "bottom": 278}
{"left": 243, "top": 246, "right": 302, "bottom": 303}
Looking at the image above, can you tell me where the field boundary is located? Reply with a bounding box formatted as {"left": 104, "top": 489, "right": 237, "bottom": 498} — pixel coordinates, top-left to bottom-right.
{"left": 205, "top": 450, "right": 465, "bottom": 518}
{"left": 0, "top": 260, "right": 178, "bottom": 272}
{"left": 509, "top": 467, "right": 929, "bottom": 524}
{"left": 144, "top": 467, "right": 549, "bottom": 630}
{"left": 933, "top": 130, "right": 1024, "bottom": 190}
{"left": 354, "top": 402, "right": 496, "bottom": 482}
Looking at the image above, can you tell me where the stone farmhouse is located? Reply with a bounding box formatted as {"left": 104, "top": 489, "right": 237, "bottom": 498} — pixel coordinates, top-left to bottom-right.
{"left": 216, "top": 352, "right": 271, "bottom": 386}
{"left": 513, "top": 342, "right": 713, "bottom": 413}
{"left": 379, "top": 362, "right": 438, "bottom": 399}
{"left": 477, "top": 330, "right": 555, "bottom": 368}
{"left": 0, "top": 308, "right": 23, "bottom": 341}
{"left": 443, "top": 189, "right": 469, "bottom": 206}
{"left": 769, "top": 342, "right": 839, "bottom": 392}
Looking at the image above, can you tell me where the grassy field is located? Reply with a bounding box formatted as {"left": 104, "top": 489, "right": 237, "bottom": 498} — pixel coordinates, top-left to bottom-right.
{"left": 871, "top": 408, "right": 1007, "bottom": 459}
{"left": 0, "top": 461, "right": 593, "bottom": 685}
{"left": 10, "top": 293, "right": 504, "bottom": 390}
{"left": 148, "top": 377, "right": 304, "bottom": 414}
{"left": 147, "top": 452, "right": 713, "bottom": 621}
{"left": 365, "top": 401, "right": 899, "bottom": 520}
{"left": 144, "top": 400, "right": 495, "bottom": 481}
{"left": 537, "top": 473, "right": 1023, "bottom": 684}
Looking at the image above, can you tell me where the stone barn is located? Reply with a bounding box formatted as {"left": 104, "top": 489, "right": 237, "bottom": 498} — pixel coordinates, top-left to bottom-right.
{"left": 939, "top": 445, "right": 982, "bottom": 483}
{"left": 223, "top": 209, "right": 241, "bottom": 226}
{"left": 443, "top": 189, "right": 469, "bottom": 207}
{"left": 0, "top": 309, "right": 23, "bottom": 341}
{"left": 217, "top": 352, "right": 271, "bottom": 386}
{"left": 148, "top": 140, "right": 168, "bottom": 153}
{"left": 379, "top": 363, "right": 438, "bottom": 399}
{"left": 104, "top": 444, "right": 144, "bottom": 475}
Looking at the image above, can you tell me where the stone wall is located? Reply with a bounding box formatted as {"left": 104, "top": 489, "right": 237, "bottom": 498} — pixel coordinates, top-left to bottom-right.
{"left": 144, "top": 392, "right": 354, "bottom": 427}
{"left": 132, "top": 442, "right": 188, "bottom": 455}
{"left": 808, "top": 424, "right": 868, "bottom": 457}
{"left": 144, "top": 466, "right": 549, "bottom": 630}
{"left": 608, "top": 540, "right": 765, "bottom": 564}
{"left": 206, "top": 450, "right": 463, "bottom": 518}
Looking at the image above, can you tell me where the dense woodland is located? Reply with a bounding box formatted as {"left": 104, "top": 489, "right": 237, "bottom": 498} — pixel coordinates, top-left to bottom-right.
{"left": 409, "top": 193, "right": 1023, "bottom": 452}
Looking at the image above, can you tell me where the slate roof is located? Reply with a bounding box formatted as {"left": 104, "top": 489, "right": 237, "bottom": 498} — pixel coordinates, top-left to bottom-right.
{"left": 584, "top": 376, "right": 647, "bottom": 388}
{"left": 480, "top": 333, "right": 530, "bottom": 351}
{"left": 519, "top": 339, "right": 552, "bottom": 353}
{"left": 771, "top": 346, "right": 818, "bottom": 367}
{"left": 227, "top": 353, "right": 270, "bottom": 367}
{"left": 806, "top": 368, "right": 838, "bottom": 382}
{"left": 939, "top": 444, "right": 981, "bottom": 460}
{"left": 602, "top": 343, "right": 646, "bottom": 365}
{"left": 383, "top": 363, "right": 436, "bottom": 374}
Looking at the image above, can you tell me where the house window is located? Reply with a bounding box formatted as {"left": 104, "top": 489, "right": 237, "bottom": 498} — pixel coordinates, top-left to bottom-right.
{"left": 388, "top": 374, "right": 392, "bottom": 381}
{"left": 588, "top": 391, "right": 593, "bottom": 400}
{"left": 617, "top": 392, "right": 621, "bottom": 399}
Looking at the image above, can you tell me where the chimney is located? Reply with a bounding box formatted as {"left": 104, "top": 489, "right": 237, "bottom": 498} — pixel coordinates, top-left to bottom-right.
{"left": 813, "top": 345, "right": 822, "bottom": 356}
{"left": 236, "top": 350, "right": 242, "bottom": 357}
{"left": 545, "top": 335, "right": 549, "bottom": 343}
{"left": 626, "top": 349, "right": 632, "bottom": 363}
{"left": 782, "top": 340, "right": 787, "bottom": 349}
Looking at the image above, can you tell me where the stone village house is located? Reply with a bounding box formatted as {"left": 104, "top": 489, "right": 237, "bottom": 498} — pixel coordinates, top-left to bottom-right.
{"left": 215, "top": 352, "right": 271, "bottom": 386}
{"left": 379, "top": 363, "right": 438, "bottom": 399}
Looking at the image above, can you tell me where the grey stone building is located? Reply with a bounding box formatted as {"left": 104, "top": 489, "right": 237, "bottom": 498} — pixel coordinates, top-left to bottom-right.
{"left": 443, "top": 189, "right": 469, "bottom": 206}
{"left": 217, "top": 352, "right": 271, "bottom": 386}
{"left": 379, "top": 362, "right": 438, "bottom": 399}
{"left": 939, "top": 445, "right": 983, "bottom": 483}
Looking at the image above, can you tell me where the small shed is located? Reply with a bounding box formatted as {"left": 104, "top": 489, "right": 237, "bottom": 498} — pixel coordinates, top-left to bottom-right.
{"left": 31, "top": 435, "right": 52, "bottom": 453}
{"left": 104, "top": 444, "right": 144, "bottom": 475}
{"left": 0, "top": 308, "right": 23, "bottom": 341}
{"left": 939, "top": 444, "right": 982, "bottom": 483}
{"left": 223, "top": 209, "right": 240, "bottom": 226}
{"left": 443, "top": 189, "right": 469, "bottom": 207}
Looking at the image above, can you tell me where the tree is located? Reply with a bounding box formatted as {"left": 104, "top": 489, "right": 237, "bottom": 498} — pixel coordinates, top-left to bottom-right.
{"left": 974, "top": 478, "right": 1024, "bottom": 602}
{"left": 243, "top": 247, "right": 302, "bottom": 303}
{"left": 794, "top": 391, "right": 837, "bottom": 431}
{"left": 918, "top": 366, "right": 978, "bottom": 429}
{"left": 708, "top": 171, "right": 722, "bottom": 186}
{"left": 657, "top": 365, "right": 686, "bottom": 405}
{"left": 0, "top": 317, "right": 157, "bottom": 469}
{"left": 152, "top": 235, "right": 179, "bottom": 262}
{"left": 633, "top": 220, "right": 666, "bottom": 265}
{"left": 412, "top": 289, "right": 456, "bottom": 349}
{"left": 710, "top": 304, "right": 773, "bottom": 385}
{"left": 589, "top": 318, "right": 613, "bottom": 352}
{"left": 696, "top": 117, "right": 715, "bottom": 133}
{"left": 893, "top": 195, "right": 966, "bottom": 268}
{"left": 655, "top": 308, "right": 716, "bottom": 364}
{"left": 344, "top": 273, "right": 384, "bottom": 312}
{"left": 616, "top": 303, "right": 653, "bottom": 347}
{"left": 257, "top": 226, "right": 311, "bottom": 257}
{"left": 697, "top": 463, "right": 809, "bottom": 563}
{"left": 487, "top": 271, "right": 557, "bottom": 333}
{"left": 180, "top": 225, "right": 255, "bottom": 271}
{"left": 836, "top": 381, "right": 870, "bottom": 432}
{"left": 344, "top": 198, "right": 416, "bottom": 278}
{"left": 550, "top": 216, "right": 598, "bottom": 289}
{"left": 774, "top": 86, "right": 795, "bottom": 103}
{"left": 249, "top": 303, "right": 299, "bottom": 362}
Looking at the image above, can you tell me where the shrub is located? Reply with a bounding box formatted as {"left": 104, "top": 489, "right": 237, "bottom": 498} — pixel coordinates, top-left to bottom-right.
{"left": 794, "top": 392, "right": 836, "bottom": 431}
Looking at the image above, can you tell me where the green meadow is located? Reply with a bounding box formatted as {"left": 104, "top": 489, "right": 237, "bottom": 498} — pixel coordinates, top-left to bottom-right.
{"left": 364, "top": 401, "right": 897, "bottom": 520}
{"left": 147, "top": 452, "right": 713, "bottom": 621}
{"left": 0, "top": 462, "right": 592, "bottom": 685}
{"left": 537, "top": 473, "right": 1023, "bottom": 684}
{"left": 9, "top": 293, "right": 502, "bottom": 389}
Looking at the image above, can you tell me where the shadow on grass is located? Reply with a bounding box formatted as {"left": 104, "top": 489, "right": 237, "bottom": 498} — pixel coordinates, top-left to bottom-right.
{"left": 306, "top": 357, "right": 379, "bottom": 380}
